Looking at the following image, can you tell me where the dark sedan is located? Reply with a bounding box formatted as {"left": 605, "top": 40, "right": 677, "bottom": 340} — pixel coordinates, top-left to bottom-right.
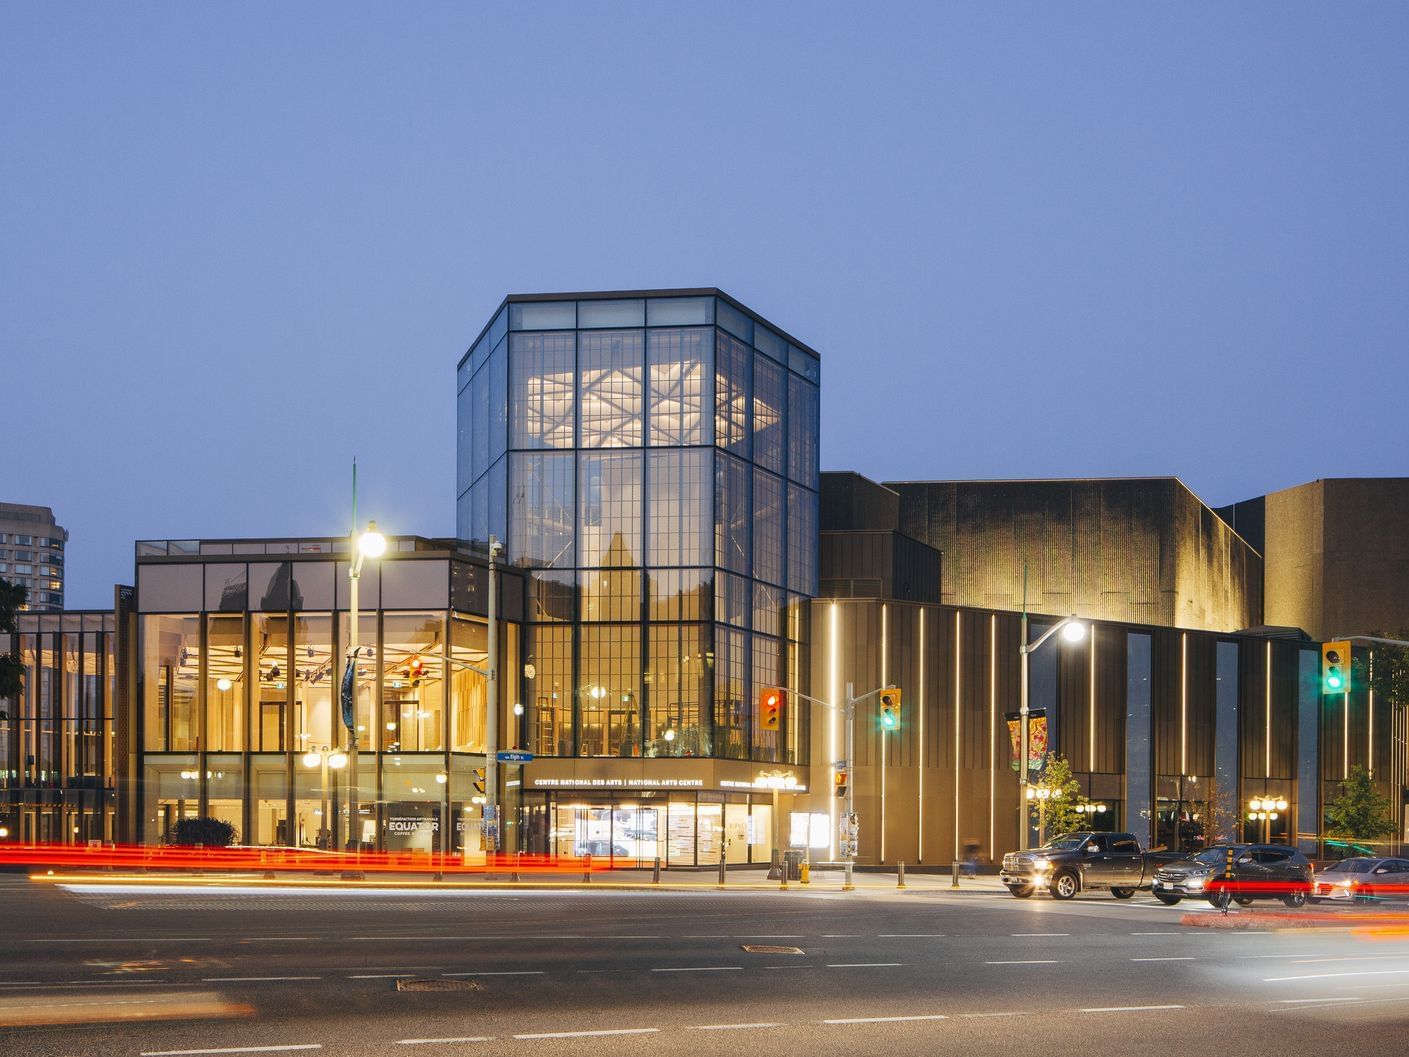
{"left": 1151, "top": 843, "right": 1314, "bottom": 908}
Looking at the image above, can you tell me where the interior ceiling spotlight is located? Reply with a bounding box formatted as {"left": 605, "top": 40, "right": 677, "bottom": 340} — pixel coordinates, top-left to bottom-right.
{"left": 216, "top": 677, "right": 233, "bottom": 692}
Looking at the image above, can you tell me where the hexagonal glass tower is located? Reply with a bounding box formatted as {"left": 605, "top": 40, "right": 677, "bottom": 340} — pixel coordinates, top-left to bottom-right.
{"left": 456, "top": 290, "right": 818, "bottom": 775}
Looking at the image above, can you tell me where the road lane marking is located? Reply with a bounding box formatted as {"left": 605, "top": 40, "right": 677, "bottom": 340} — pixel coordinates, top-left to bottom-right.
{"left": 1277, "top": 997, "right": 1363, "bottom": 1004}
{"left": 1079, "top": 1005, "right": 1185, "bottom": 1013}
{"left": 140, "top": 1048, "right": 322, "bottom": 1056}
{"left": 827, "top": 963, "right": 904, "bottom": 968}
{"left": 737, "top": 935, "right": 804, "bottom": 938}
{"left": 1011, "top": 933, "right": 1068, "bottom": 937}
{"left": 348, "top": 974, "right": 417, "bottom": 979}
{"left": 1130, "top": 931, "right": 1181, "bottom": 936}
{"left": 822, "top": 934, "right": 861, "bottom": 937}
{"left": 514, "top": 1029, "right": 659, "bottom": 1039}
{"left": 764, "top": 965, "right": 810, "bottom": 970}
{"left": 985, "top": 960, "right": 1059, "bottom": 965}
{"left": 198, "top": 980, "right": 319, "bottom": 992}
{"left": 878, "top": 934, "right": 945, "bottom": 937}
{"left": 1131, "top": 957, "right": 1195, "bottom": 962}
{"left": 651, "top": 966, "right": 742, "bottom": 972}
{"left": 958, "top": 1012, "right": 1029, "bottom": 1018}
{"left": 396, "top": 1038, "right": 493, "bottom": 1045}
{"left": 823, "top": 1015, "right": 948, "bottom": 1024}
{"left": 1264, "top": 969, "right": 1409, "bottom": 982}
{"left": 691, "top": 1023, "right": 782, "bottom": 1030}
{"left": 31, "top": 937, "right": 215, "bottom": 943}
{"left": 441, "top": 971, "right": 544, "bottom": 977}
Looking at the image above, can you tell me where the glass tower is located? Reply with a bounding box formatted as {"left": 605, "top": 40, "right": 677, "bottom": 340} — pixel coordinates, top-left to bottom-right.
{"left": 457, "top": 290, "right": 819, "bottom": 767}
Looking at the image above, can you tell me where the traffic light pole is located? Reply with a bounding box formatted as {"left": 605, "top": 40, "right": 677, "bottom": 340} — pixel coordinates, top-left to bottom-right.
{"left": 779, "top": 682, "right": 894, "bottom": 893}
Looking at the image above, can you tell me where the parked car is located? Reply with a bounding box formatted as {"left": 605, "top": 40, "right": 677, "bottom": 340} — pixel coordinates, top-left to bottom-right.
{"left": 1314, "top": 856, "right": 1409, "bottom": 903}
{"left": 1151, "top": 843, "right": 1314, "bottom": 907}
{"left": 1000, "top": 832, "right": 1181, "bottom": 900}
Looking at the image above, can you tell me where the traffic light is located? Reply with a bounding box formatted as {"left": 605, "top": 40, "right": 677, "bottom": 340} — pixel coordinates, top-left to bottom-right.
{"left": 1322, "top": 641, "right": 1351, "bottom": 694}
{"left": 879, "top": 687, "right": 902, "bottom": 730}
{"left": 834, "top": 768, "right": 848, "bottom": 799}
{"left": 406, "top": 655, "right": 425, "bottom": 687}
{"left": 759, "top": 686, "right": 782, "bottom": 730}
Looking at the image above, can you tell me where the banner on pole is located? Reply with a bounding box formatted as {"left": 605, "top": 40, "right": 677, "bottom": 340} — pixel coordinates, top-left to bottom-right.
{"left": 1006, "top": 711, "right": 1047, "bottom": 772}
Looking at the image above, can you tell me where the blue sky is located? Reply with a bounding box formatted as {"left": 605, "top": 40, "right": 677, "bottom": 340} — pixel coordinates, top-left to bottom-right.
{"left": 3, "top": 3, "right": 1407, "bottom": 607}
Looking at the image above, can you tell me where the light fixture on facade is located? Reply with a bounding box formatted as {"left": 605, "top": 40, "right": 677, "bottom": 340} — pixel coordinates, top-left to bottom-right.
{"left": 435, "top": 772, "right": 448, "bottom": 784}
{"left": 513, "top": 703, "right": 524, "bottom": 716}
{"left": 327, "top": 752, "right": 348, "bottom": 770}
{"left": 302, "top": 751, "right": 322, "bottom": 768}
{"left": 663, "top": 728, "right": 676, "bottom": 742}
{"left": 216, "top": 677, "right": 233, "bottom": 692}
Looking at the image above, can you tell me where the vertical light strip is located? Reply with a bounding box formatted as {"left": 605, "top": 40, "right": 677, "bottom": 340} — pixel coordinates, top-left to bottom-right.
{"left": 829, "top": 602, "right": 839, "bottom": 859}
{"left": 1368, "top": 651, "right": 1375, "bottom": 777}
{"left": 954, "top": 611, "right": 962, "bottom": 863}
{"left": 988, "top": 613, "right": 996, "bottom": 860}
{"left": 1089, "top": 627, "right": 1097, "bottom": 770}
{"left": 918, "top": 607, "right": 925, "bottom": 862}
{"left": 1180, "top": 632, "right": 1188, "bottom": 777}
{"left": 880, "top": 603, "right": 888, "bottom": 864}
{"left": 1264, "top": 640, "right": 1272, "bottom": 778}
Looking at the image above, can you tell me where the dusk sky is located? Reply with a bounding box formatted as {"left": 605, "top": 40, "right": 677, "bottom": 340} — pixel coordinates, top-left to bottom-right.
{"left": 3, "top": 3, "right": 1407, "bottom": 608}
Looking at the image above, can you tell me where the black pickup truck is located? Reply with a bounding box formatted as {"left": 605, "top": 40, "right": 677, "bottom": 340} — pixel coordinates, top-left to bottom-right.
{"left": 1000, "top": 832, "right": 1181, "bottom": 900}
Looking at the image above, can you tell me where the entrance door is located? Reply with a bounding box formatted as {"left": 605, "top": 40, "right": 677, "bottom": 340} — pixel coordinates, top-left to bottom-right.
{"left": 612, "top": 806, "right": 661, "bottom": 867}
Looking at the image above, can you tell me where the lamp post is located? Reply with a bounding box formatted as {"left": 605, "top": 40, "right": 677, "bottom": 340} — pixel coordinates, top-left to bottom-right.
{"left": 1247, "top": 796, "right": 1288, "bottom": 844}
{"left": 483, "top": 536, "right": 502, "bottom": 854}
{"left": 758, "top": 770, "right": 798, "bottom": 880}
{"left": 345, "top": 519, "right": 385, "bottom": 853}
{"left": 1018, "top": 614, "right": 1087, "bottom": 850}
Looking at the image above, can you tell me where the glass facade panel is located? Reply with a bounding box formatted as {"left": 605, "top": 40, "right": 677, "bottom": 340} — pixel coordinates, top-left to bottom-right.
{"left": 647, "top": 622, "right": 710, "bottom": 757}
{"left": 787, "top": 372, "right": 819, "bottom": 489}
{"left": 578, "top": 451, "right": 643, "bottom": 568}
{"left": 715, "top": 331, "right": 752, "bottom": 456}
{"left": 753, "top": 469, "right": 785, "bottom": 586}
{"left": 471, "top": 362, "right": 490, "bottom": 479}
{"left": 715, "top": 299, "right": 753, "bottom": 343}
{"left": 578, "top": 330, "right": 643, "bottom": 447}
{"left": 647, "top": 327, "right": 711, "bottom": 446}
{"left": 715, "top": 571, "right": 751, "bottom": 629}
{"left": 646, "top": 449, "right": 710, "bottom": 567}
{"left": 251, "top": 613, "right": 290, "bottom": 752}
{"left": 508, "top": 452, "right": 575, "bottom": 568}
{"left": 751, "top": 635, "right": 781, "bottom": 762}
{"left": 647, "top": 568, "right": 710, "bottom": 622}
{"left": 714, "top": 626, "right": 748, "bottom": 759}
{"left": 141, "top": 615, "right": 198, "bottom": 751}
{"left": 715, "top": 452, "right": 751, "bottom": 575}
{"left": 578, "top": 298, "right": 644, "bottom": 328}
{"left": 450, "top": 617, "right": 487, "bottom": 753}
{"left": 336, "top": 612, "right": 377, "bottom": 749}
{"left": 382, "top": 560, "right": 449, "bottom": 610}
{"left": 139, "top": 564, "right": 202, "bottom": 612}
{"left": 205, "top": 564, "right": 247, "bottom": 612}
{"left": 580, "top": 567, "right": 642, "bottom": 623}
{"left": 490, "top": 337, "right": 508, "bottom": 465}
{"left": 207, "top": 614, "right": 245, "bottom": 751}
{"left": 292, "top": 614, "right": 334, "bottom": 754}
{"left": 647, "top": 296, "right": 713, "bottom": 326}
{"left": 528, "top": 624, "right": 573, "bottom": 757}
{"left": 510, "top": 332, "right": 576, "bottom": 449}
{"left": 381, "top": 613, "right": 445, "bottom": 753}
{"left": 510, "top": 301, "right": 576, "bottom": 330}
{"left": 578, "top": 625, "right": 641, "bottom": 758}
{"left": 786, "top": 483, "right": 817, "bottom": 595}
{"left": 753, "top": 355, "right": 786, "bottom": 475}
{"left": 529, "top": 570, "right": 576, "bottom": 622}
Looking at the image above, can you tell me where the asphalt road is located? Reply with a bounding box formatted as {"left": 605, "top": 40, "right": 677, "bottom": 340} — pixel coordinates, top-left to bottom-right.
{"left": 2, "top": 874, "right": 1407, "bottom": 1056}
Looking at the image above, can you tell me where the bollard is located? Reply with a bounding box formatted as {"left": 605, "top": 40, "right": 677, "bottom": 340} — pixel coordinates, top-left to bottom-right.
{"left": 652, "top": 856, "right": 661, "bottom": 885}
{"left": 512, "top": 852, "right": 521, "bottom": 884}
{"left": 717, "top": 849, "right": 727, "bottom": 889}
{"left": 800, "top": 861, "right": 810, "bottom": 885}
{"left": 951, "top": 860, "right": 960, "bottom": 888}
{"left": 584, "top": 854, "right": 592, "bottom": 883}
{"left": 780, "top": 855, "right": 789, "bottom": 891}
{"left": 842, "top": 860, "right": 854, "bottom": 892}
{"left": 897, "top": 861, "right": 907, "bottom": 889}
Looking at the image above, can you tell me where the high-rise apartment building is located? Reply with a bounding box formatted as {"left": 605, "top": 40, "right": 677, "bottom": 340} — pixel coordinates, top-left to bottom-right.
{"left": 0, "top": 503, "right": 67, "bottom": 611}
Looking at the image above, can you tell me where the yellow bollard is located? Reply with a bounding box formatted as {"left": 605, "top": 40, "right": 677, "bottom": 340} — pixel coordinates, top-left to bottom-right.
{"left": 800, "top": 861, "right": 810, "bottom": 884}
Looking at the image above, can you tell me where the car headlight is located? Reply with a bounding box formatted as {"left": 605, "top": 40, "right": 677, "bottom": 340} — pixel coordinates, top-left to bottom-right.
{"left": 1185, "top": 874, "right": 1207, "bottom": 890}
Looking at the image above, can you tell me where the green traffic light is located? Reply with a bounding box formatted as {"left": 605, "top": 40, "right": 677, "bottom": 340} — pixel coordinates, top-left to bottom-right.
{"left": 881, "top": 712, "right": 897, "bottom": 729}
{"left": 1326, "top": 670, "right": 1343, "bottom": 690}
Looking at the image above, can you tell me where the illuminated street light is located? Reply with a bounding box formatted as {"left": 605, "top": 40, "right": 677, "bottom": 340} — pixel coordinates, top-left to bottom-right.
{"left": 1018, "top": 613, "right": 1088, "bottom": 850}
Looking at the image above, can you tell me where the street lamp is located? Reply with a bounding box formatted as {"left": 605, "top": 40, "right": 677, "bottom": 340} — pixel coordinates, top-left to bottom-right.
{"left": 344, "top": 518, "right": 385, "bottom": 853}
{"left": 1247, "top": 796, "right": 1288, "bottom": 843}
{"left": 1019, "top": 614, "right": 1087, "bottom": 850}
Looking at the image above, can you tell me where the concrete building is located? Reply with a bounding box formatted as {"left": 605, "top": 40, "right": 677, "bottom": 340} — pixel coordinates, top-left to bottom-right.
{"left": 890, "top": 478, "right": 1262, "bottom": 633}
{"left": 0, "top": 503, "right": 67, "bottom": 612}
{"left": 1217, "top": 477, "right": 1409, "bottom": 641}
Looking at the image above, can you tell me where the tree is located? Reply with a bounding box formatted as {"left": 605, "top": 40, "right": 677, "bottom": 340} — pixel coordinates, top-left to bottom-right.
{"left": 0, "top": 577, "right": 29, "bottom": 702}
{"left": 166, "top": 817, "right": 238, "bottom": 847}
{"left": 1324, "top": 766, "right": 1396, "bottom": 842}
{"left": 1358, "top": 634, "right": 1409, "bottom": 706}
{"left": 1028, "top": 753, "right": 1087, "bottom": 839}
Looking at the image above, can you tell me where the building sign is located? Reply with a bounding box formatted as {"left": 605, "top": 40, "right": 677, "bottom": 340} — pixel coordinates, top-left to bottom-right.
{"left": 1006, "top": 711, "right": 1048, "bottom": 772}
{"left": 529, "top": 777, "right": 705, "bottom": 789}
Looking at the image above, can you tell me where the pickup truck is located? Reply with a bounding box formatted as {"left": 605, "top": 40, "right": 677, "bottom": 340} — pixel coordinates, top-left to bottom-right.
{"left": 1000, "top": 831, "right": 1180, "bottom": 900}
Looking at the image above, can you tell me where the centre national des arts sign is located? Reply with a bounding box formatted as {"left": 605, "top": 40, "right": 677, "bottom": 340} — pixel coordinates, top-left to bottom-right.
{"left": 520, "top": 757, "right": 811, "bottom": 794}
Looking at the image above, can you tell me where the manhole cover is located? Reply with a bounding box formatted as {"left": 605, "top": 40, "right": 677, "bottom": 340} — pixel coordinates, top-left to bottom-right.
{"left": 396, "top": 978, "right": 485, "bottom": 992}
{"left": 741, "top": 945, "right": 805, "bottom": 955}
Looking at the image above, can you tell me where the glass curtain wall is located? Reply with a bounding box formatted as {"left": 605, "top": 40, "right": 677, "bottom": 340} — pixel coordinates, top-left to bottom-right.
{"left": 461, "top": 295, "right": 819, "bottom": 768}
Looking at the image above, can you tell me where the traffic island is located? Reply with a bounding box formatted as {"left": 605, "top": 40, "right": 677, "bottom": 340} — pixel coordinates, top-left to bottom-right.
{"left": 1180, "top": 906, "right": 1408, "bottom": 930}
